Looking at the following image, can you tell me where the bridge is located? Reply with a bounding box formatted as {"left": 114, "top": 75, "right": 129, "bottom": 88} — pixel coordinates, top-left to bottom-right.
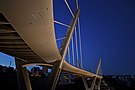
{"left": 0, "top": 0, "right": 102, "bottom": 90}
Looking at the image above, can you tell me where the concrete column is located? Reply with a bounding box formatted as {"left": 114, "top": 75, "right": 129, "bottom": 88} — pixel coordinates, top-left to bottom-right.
{"left": 45, "top": 61, "right": 62, "bottom": 90}
{"left": 82, "top": 77, "right": 90, "bottom": 90}
{"left": 97, "top": 79, "right": 102, "bottom": 90}
{"left": 90, "top": 76, "right": 97, "bottom": 90}
{"left": 15, "top": 58, "right": 32, "bottom": 90}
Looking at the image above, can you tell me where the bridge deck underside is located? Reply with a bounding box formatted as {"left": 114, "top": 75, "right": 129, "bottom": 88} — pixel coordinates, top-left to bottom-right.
{"left": 0, "top": 0, "right": 102, "bottom": 79}
{"left": 0, "top": 15, "right": 44, "bottom": 63}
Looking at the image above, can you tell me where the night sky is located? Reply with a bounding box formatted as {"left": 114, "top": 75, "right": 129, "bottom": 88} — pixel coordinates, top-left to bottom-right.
{"left": 0, "top": 0, "right": 135, "bottom": 75}
{"left": 79, "top": 0, "right": 135, "bottom": 74}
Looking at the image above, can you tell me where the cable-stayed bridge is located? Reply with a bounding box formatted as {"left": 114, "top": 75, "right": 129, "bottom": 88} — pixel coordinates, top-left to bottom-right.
{"left": 0, "top": 0, "right": 102, "bottom": 90}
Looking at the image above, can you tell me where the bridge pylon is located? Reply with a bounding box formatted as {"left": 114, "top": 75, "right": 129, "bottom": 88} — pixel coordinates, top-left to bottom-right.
{"left": 45, "top": 7, "right": 80, "bottom": 90}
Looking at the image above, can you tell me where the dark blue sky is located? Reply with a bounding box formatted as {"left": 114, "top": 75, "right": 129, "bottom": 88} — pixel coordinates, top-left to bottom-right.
{"left": 0, "top": 0, "right": 135, "bottom": 75}
{"left": 80, "top": 0, "right": 135, "bottom": 74}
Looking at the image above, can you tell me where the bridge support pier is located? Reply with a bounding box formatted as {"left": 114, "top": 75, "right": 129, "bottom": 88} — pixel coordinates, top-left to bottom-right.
{"left": 90, "top": 76, "right": 97, "bottom": 90}
{"left": 15, "top": 58, "right": 32, "bottom": 90}
{"left": 97, "top": 78, "right": 102, "bottom": 90}
{"left": 45, "top": 61, "right": 62, "bottom": 90}
{"left": 82, "top": 77, "right": 90, "bottom": 90}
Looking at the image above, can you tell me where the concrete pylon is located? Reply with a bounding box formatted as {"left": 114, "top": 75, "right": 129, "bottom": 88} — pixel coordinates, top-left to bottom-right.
{"left": 90, "top": 58, "right": 102, "bottom": 90}
{"left": 97, "top": 78, "right": 102, "bottom": 90}
{"left": 15, "top": 58, "right": 32, "bottom": 90}
{"left": 82, "top": 76, "right": 90, "bottom": 90}
{"left": 45, "top": 8, "right": 80, "bottom": 90}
